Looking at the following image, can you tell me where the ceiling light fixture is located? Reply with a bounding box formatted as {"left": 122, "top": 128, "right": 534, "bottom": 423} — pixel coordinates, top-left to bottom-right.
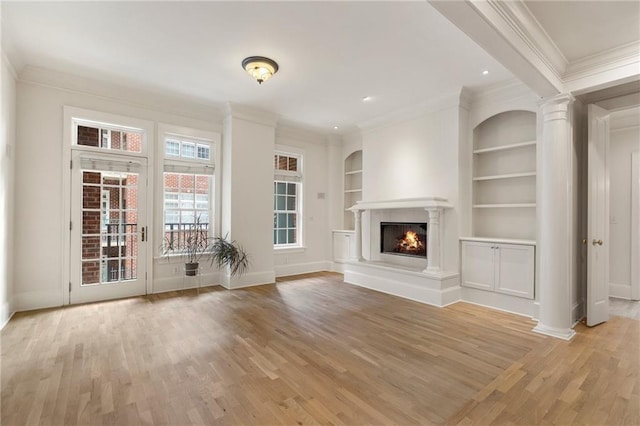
{"left": 242, "top": 56, "right": 279, "bottom": 84}
{"left": 482, "top": 70, "right": 489, "bottom": 75}
{"left": 362, "top": 96, "right": 372, "bottom": 102}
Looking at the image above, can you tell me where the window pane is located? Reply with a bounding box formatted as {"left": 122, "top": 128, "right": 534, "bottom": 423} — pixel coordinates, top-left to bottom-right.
{"left": 181, "top": 211, "right": 195, "bottom": 224}
{"left": 288, "top": 213, "right": 296, "bottom": 228}
{"left": 287, "top": 229, "right": 296, "bottom": 244}
{"left": 287, "top": 183, "right": 296, "bottom": 195}
{"left": 277, "top": 156, "right": 288, "bottom": 171}
{"left": 197, "top": 144, "right": 210, "bottom": 160}
{"left": 273, "top": 230, "right": 277, "bottom": 245}
{"left": 179, "top": 193, "right": 195, "bottom": 208}
{"left": 166, "top": 140, "right": 180, "bottom": 156}
{"left": 182, "top": 142, "right": 195, "bottom": 158}
{"left": 286, "top": 196, "right": 296, "bottom": 211}
{"left": 276, "top": 182, "right": 286, "bottom": 195}
{"left": 288, "top": 157, "right": 297, "bottom": 172}
{"left": 277, "top": 230, "right": 286, "bottom": 244}
{"left": 195, "top": 194, "right": 209, "bottom": 209}
{"left": 77, "top": 125, "right": 142, "bottom": 153}
{"left": 276, "top": 195, "right": 286, "bottom": 210}
{"left": 277, "top": 213, "right": 287, "bottom": 228}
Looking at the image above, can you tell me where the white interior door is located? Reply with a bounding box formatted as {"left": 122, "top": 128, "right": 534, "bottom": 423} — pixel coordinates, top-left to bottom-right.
{"left": 587, "top": 104, "right": 610, "bottom": 326}
{"left": 70, "top": 151, "right": 148, "bottom": 304}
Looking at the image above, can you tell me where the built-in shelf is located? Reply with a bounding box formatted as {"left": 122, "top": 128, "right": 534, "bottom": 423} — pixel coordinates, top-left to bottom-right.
{"left": 344, "top": 188, "right": 362, "bottom": 193}
{"left": 345, "top": 169, "right": 363, "bottom": 175}
{"left": 344, "top": 150, "right": 363, "bottom": 230}
{"left": 473, "top": 140, "right": 536, "bottom": 154}
{"left": 472, "top": 111, "right": 537, "bottom": 241}
{"left": 473, "top": 172, "right": 536, "bottom": 181}
{"left": 473, "top": 203, "right": 536, "bottom": 208}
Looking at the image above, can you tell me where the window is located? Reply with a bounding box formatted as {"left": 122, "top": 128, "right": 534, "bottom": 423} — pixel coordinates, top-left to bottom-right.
{"left": 76, "top": 124, "right": 143, "bottom": 153}
{"left": 274, "top": 151, "right": 302, "bottom": 247}
{"left": 162, "top": 134, "right": 215, "bottom": 251}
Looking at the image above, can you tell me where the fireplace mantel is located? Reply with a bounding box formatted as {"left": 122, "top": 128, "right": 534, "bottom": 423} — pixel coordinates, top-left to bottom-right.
{"left": 348, "top": 197, "right": 453, "bottom": 211}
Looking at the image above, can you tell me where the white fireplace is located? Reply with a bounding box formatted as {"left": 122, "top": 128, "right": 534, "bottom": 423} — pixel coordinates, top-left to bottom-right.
{"left": 343, "top": 197, "right": 460, "bottom": 307}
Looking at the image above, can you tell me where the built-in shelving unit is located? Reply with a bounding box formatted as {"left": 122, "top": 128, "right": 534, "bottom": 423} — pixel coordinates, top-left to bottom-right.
{"left": 344, "top": 150, "right": 363, "bottom": 229}
{"left": 472, "top": 111, "right": 537, "bottom": 241}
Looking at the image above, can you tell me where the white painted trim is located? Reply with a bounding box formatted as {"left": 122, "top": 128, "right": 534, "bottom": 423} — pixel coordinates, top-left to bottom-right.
{"left": 220, "top": 270, "right": 276, "bottom": 290}
{"left": 350, "top": 197, "right": 453, "bottom": 211}
{"left": 609, "top": 282, "right": 631, "bottom": 300}
{"left": 152, "top": 272, "right": 220, "bottom": 294}
{"left": 631, "top": 151, "right": 640, "bottom": 300}
{"left": 19, "top": 66, "right": 223, "bottom": 124}
{"left": 457, "top": 295, "right": 534, "bottom": 319}
{"left": 532, "top": 322, "right": 576, "bottom": 340}
{"left": 1, "top": 53, "right": 18, "bottom": 80}
{"left": 14, "top": 289, "right": 64, "bottom": 312}
{"left": 357, "top": 88, "right": 466, "bottom": 132}
{"left": 460, "top": 237, "right": 536, "bottom": 246}
{"left": 274, "top": 261, "right": 332, "bottom": 278}
{"left": 0, "top": 306, "right": 15, "bottom": 330}
{"left": 564, "top": 41, "right": 640, "bottom": 82}
{"left": 225, "top": 102, "right": 279, "bottom": 127}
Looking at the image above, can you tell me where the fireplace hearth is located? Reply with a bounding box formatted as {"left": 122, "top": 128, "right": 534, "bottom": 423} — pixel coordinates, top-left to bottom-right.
{"left": 380, "top": 222, "right": 427, "bottom": 258}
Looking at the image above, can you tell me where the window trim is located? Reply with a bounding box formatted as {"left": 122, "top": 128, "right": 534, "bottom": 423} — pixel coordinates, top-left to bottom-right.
{"left": 157, "top": 123, "right": 221, "bottom": 258}
{"left": 274, "top": 146, "right": 304, "bottom": 249}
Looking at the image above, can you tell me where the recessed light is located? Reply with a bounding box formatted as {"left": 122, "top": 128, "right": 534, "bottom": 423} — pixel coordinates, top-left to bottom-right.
{"left": 482, "top": 70, "right": 489, "bottom": 75}
{"left": 362, "top": 96, "right": 372, "bottom": 102}
{"left": 333, "top": 126, "right": 339, "bottom": 130}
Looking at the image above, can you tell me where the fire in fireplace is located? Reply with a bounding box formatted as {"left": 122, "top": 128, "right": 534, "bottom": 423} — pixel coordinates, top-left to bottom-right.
{"left": 380, "top": 222, "right": 427, "bottom": 258}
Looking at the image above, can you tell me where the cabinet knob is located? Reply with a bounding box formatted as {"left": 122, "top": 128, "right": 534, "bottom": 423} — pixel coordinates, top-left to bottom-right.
{"left": 592, "top": 239, "right": 603, "bottom": 246}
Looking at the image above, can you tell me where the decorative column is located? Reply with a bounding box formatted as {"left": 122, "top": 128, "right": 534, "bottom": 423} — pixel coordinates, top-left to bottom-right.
{"left": 352, "top": 209, "right": 364, "bottom": 261}
{"left": 533, "top": 94, "right": 576, "bottom": 340}
{"left": 424, "top": 208, "right": 442, "bottom": 273}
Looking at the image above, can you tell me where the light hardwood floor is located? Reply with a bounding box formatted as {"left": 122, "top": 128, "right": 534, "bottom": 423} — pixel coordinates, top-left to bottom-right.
{"left": 2, "top": 272, "right": 638, "bottom": 425}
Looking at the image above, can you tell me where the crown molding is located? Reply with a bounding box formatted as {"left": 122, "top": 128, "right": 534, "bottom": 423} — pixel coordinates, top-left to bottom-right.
{"left": 19, "top": 65, "right": 224, "bottom": 123}
{"left": 357, "top": 88, "right": 467, "bottom": 133}
{"left": 469, "top": 78, "right": 539, "bottom": 106}
{"left": 2, "top": 53, "right": 18, "bottom": 80}
{"left": 487, "top": 0, "right": 567, "bottom": 76}
{"left": 225, "top": 102, "right": 278, "bottom": 128}
{"left": 275, "top": 123, "right": 330, "bottom": 146}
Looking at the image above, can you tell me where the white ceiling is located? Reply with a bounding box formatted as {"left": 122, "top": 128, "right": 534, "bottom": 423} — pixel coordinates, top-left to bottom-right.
{"left": 2, "top": 1, "right": 514, "bottom": 132}
{"left": 525, "top": 1, "right": 640, "bottom": 62}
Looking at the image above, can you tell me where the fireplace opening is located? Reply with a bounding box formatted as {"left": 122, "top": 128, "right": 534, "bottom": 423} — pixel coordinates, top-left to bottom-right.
{"left": 380, "top": 222, "right": 427, "bottom": 258}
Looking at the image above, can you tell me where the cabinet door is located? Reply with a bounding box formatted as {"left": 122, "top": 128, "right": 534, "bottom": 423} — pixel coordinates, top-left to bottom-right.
{"left": 495, "top": 244, "right": 534, "bottom": 299}
{"left": 333, "top": 233, "right": 353, "bottom": 262}
{"left": 461, "top": 241, "right": 495, "bottom": 291}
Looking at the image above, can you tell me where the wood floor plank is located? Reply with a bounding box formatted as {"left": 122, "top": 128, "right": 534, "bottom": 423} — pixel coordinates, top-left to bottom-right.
{"left": 2, "top": 272, "right": 638, "bottom": 425}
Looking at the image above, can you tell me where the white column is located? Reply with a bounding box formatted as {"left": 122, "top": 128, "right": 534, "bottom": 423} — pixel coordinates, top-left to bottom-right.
{"left": 424, "top": 208, "right": 442, "bottom": 273}
{"left": 352, "top": 209, "right": 364, "bottom": 261}
{"left": 533, "top": 94, "right": 576, "bottom": 340}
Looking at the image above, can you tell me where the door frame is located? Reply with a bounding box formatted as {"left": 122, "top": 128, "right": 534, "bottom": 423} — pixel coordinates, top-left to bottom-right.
{"left": 62, "top": 107, "right": 155, "bottom": 306}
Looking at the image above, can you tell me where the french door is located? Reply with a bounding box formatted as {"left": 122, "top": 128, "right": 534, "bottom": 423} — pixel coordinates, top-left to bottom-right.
{"left": 70, "top": 151, "right": 148, "bottom": 304}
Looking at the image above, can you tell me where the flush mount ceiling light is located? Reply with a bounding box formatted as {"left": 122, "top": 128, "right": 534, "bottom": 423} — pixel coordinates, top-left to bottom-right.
{"left": 242, "top": 56, "right": 279, "bottom": 84}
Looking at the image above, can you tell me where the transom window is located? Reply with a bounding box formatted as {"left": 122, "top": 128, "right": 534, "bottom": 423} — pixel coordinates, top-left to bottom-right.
{"left": 76, "top": 124, "right": 143, "bottom": 154}
{"left": 165, "top": 137, "right": 211, "bottom": 161}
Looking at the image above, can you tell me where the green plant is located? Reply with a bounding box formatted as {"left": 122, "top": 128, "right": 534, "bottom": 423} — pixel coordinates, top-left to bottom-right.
{"left": 160, "top": 217, "right": 249, "bottom": 277}
{"left": 209, "top": 234, "right": 249, "bottom": 277}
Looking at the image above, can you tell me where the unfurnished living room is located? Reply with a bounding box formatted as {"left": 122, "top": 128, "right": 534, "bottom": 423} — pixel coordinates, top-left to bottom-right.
{"left": 1, "top": 1, "right": 639, "bottom": 425}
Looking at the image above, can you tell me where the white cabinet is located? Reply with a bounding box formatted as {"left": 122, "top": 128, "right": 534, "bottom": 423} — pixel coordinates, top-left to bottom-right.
{"left": 333, "top": 230, "right": 356, "bottom": 263}
{"left": 461, "top": 239, "right": 535, "bottom": 299}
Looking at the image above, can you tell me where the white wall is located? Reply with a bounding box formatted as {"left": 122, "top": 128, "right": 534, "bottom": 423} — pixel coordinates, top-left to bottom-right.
{"left": 274, "top": 128, "right": 331, "bottom": 276}
{"left": 359, "top": 95, "right": 464, "bottom": 271}
{"left": 0, "top": 52, "right": 17, "bottom": 327}
{"left": 14, "top": 72, "right": 222, "bottom": 311}
{"left": 609, "top": 124, "right": 640, "bottom": 299}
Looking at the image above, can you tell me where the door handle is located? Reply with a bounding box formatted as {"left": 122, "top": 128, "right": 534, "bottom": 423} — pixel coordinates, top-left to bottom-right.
{"left": 592, "top": 239, "right": 603, "bottom": 246}
{"left": 141, "top": 226, "right": 146, "bottom": 242}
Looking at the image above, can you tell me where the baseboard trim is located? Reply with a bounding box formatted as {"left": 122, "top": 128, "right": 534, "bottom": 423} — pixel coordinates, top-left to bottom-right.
{"left": 609, "top": 282, "right": 631, "bottom": 300}
{"left": 275, "top": 261, "right": 332, "bottom": 278}
{"left": 221, "top": 270, "right": 276, "bottom": 289}
{"left": 152, "top": 272, "right": 220, "bottom": 294}
{"left": 0, "top": 309, "right": 15, "bottom": 330}
{"left": 532, "top": 322, "right": 576, "bottom": 340}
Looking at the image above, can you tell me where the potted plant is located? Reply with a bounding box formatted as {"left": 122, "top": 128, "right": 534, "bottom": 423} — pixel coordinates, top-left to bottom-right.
{"left": 161, "top": 217, "right": 249, "bottom": 278}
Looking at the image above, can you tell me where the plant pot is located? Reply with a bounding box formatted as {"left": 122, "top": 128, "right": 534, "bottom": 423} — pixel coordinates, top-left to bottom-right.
{"left": 185, "top": 262, "right": 199, "bottom": 276}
